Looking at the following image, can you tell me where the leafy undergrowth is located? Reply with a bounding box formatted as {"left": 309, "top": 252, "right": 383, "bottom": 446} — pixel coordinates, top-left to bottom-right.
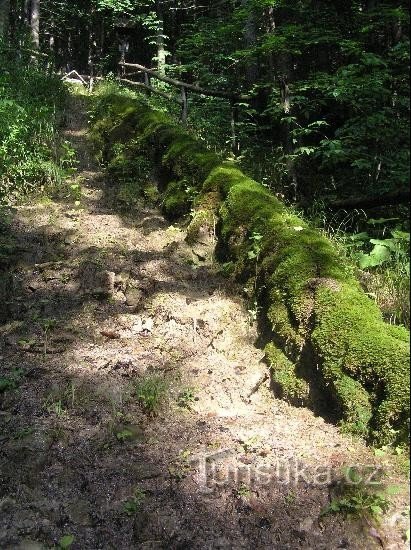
{"left": 89, "top": 82, "right": 410, "bottom": 447}
{"left": 0, "top": 53, "right": 74, "bottom": 205}
{"left": 317, "top": 211, "right": 410, "bottom": 329}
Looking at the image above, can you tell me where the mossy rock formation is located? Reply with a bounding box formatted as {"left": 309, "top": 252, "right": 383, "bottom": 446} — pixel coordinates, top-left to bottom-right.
{"left": 91, "top": 90, "right": 410, "bottom": 446}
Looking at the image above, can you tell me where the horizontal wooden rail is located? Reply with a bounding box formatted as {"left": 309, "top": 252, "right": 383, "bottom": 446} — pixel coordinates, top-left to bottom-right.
{"left": 120, "top": 62, "right": 251, "bottom": 102}
{"left": 119, "top": 78, "right": 183, "bottom": 104}
{"left": 123, "top": 69, "right": 156, "bottom": 78}
{"left": 329, "top": 190, "right": 410, "bottom": 210}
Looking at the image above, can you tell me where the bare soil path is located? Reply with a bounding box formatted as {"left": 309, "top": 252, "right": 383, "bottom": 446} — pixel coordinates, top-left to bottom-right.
{"left": 0, "top": 96, "right": 409, "bottom": 550}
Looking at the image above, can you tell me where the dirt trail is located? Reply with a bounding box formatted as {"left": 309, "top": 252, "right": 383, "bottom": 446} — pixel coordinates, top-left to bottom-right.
{"left": 0, "top": 96, "right": 408, "bottom": 550}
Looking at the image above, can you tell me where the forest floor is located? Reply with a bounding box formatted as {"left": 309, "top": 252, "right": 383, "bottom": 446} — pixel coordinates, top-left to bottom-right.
{"left": 0, "top": 95, "right": 409, "bottom": 550}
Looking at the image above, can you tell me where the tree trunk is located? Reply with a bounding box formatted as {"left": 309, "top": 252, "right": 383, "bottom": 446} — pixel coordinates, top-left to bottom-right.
{"left": 0, "top": 0, "right": 10, "bottom": 41}
{"left": 277, "top": 52, "right": 298, "bottom": 201}
{"left": 30, "top": 0, "right": 40, "bottom": 49}
{"left": 156, "top": 0, "right": 166, "bottom": 75}
{"left": 88, "top": 14, "right": 96, "bottom": 91}
{"left": 266, "top": 6, "right": 276, "bottom": 78}
{"left": 329, "top": 190, "right": 410, "bottom": 210}
{"left": 241, "top": 0, "right": 258, "bottom": 85}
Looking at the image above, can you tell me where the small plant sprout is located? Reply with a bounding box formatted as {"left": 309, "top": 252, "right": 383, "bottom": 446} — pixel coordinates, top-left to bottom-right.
{"left": 58, "top": 534, "right": 75, "bottom": 549}
{"left": 284, "top": 490, "right": 297, "bottom": 505}
{"left": 135, "top": 375, "right": 168, "bottom": 415}
{"left": 322, "top": 466, "right": 401, "bottom": 523}
{"left": 116, "top": 428, "right": 134, "bottom": 442}
{"left": 0, "top": 369, "right": 24, "bottom": 393}
{"left": 124, "top": 488, "right": 146, "bottom": 516}
{"left": 47, "top": 399, "right": 65, "bottom": 417}
{"left": 177, "top": 387, "right": 196, "bottom": 409}
{"left": 237, "top": 484, "right": 252, "bottom": 499}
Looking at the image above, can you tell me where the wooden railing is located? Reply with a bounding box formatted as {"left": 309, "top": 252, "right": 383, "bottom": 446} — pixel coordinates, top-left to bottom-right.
{"left": 119, "top": 61, "right": 252, "bottom": 152}
{"left": 61, "top": 62, "right": 251, "bottom": 152}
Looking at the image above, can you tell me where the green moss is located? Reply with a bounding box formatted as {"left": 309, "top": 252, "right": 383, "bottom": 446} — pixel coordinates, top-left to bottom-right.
{"left": 186, "top": 210, "right": 214, "bottom": 245}
{"left": 267, "top": 296, "right": 304, "bottom": 355}
{"left": 203, "top": 165, "right": 248, "bottom": 197}
{"left": 218, "top": 170, "right": 409, "bottom": 443}
{"left": 117, "top": 181, "right": 144, "bottom": 209}
{"left": 313, "top": 283, "right": 410, "bottom": 445}
{"left": 90, "top": 88, "right": 410, "bottom": 445}
{"left": 186, "top": 191, "right": 220, "bottom": 245}
{"left": 162, "top": 180, "right": 191, "bottom": 219}
{"left": 143, "top": 183, "right": 160, "bottom": 203}
{"left": 266, "top": 343, "right": 310, "bottom": 404}
{"left": 333, "top": 375, "right": 373, "bottom": 437}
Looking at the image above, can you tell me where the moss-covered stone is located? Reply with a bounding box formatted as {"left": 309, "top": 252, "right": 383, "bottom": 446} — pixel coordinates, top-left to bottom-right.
{"left": 90, "top": 87, "right": 410, "bottom": 445}
{"left": 313, "top": 283, "right": 410, "bottom": 444}
{"left": 162, "top": 180, "right": 191, "bottom": 219}
{"left": 186, "top": 192, "right": 220, "bottom": 246}
{"left": 266, "top": 343, "right": 310, "bottom": 404}
{"left": 220, "top": 176, "right": 409, "bottom": 444}
{"left": 267, "top": 296, "right": 304, "bottom": 356}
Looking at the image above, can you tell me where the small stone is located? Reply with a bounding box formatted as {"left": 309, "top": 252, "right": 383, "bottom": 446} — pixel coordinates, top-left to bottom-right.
{"left": 126, "top": 288, "right": 143, "bottom": 307}
{"left": 27, "top": 280, "right": 42, "bottom": 292}
{"left": 115, "top": 271, "right": 130, "bottom": 286}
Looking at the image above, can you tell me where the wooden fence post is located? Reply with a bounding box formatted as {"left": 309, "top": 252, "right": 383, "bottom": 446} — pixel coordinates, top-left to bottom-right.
{"left": 118, "top": 62, "right": 252, "bottom": 140}
{"left": 181, "top": 86, "right": 188, "bottom": 123}
{"left": 144, "top": 71, "right": 152, "bottom": 96}
{"left": 231, "top": 101, "right": 239, "bottom": 154}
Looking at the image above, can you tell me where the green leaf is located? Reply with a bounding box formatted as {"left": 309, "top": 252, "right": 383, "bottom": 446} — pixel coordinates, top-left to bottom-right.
{"left": 392, "top": 230, "right": 410, "bottom": 242}
{"left": 329, "top": 500, "right": 341, "bottom": 512}
{"left": 295, "top": 146, "right": 316, "bottom": 156}
{"left": 370, "top": 244, "right": 392, "bottom": 263}
{"left": 350, "top": 232, "right": 369, "bottom": 242}
{"left": 59, "top": 535, "right": 75, "bottom": 549}
{"left": 358, "top": 253, "right": 380, "bottom": 269}
{"left": 370, "top": 239, "right": 397, "bottom": 252}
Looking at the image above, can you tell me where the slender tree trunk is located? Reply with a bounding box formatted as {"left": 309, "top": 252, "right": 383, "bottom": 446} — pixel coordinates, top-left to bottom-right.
{"left": 156, "top": 0, "right": 166, "bottom": 75}
{"left": 242, "top": 0, "right": 258, "bottom": 85}
{"left": 277, "top": 50, "right": 298, "bottom": 200}
{"left": 30, "top": 0, "right": 40, "bottom": 49}
{"left": 88, "top": 12, "right": 96, "bottom": 90}
{"left": 266, "top": 6, "right": 276, "bottom": 78}
{"left": 0, "top": 0, "right": 10, "bottom": 41}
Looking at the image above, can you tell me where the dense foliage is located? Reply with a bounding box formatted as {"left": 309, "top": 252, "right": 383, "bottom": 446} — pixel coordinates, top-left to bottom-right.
{"left": 0, "top": 50, "right": 70, "bottom": 205}
{"left": 2, "top": 1, "right": 409, "bottom": 200}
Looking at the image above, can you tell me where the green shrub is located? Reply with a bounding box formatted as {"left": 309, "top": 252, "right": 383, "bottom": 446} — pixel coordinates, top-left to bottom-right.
{"left": 0, "top": 56, "right": 71, "bottom": 204}
{"left": 135, "top": 375, "right": 168, "bottom": 415}
{"left": 322, "top": 466, "right": 399, "bottom": 523}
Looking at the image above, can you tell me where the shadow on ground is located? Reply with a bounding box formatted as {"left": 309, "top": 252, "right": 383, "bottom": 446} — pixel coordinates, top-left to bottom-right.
{"left": 0, "top": 95, "right": 400, "bottom": 550}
